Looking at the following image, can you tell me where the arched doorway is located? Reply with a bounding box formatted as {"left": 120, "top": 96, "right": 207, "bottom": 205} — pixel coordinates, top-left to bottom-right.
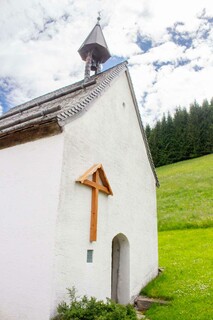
{"left": 111, "top": 233, "right": 130, "bottom": 304}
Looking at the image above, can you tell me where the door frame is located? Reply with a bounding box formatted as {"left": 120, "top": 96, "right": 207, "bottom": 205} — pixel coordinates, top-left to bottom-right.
{"left": 111, "top": 233, "right": 130, "bottom": 304}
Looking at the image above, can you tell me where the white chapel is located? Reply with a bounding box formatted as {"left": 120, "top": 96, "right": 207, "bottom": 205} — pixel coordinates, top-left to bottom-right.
{"left": 0, "top": 18, "right": 159, "bottom": 320}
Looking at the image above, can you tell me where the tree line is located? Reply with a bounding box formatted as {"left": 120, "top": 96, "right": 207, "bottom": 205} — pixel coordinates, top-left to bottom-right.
{"left": 145, "top": 98, "right": 213, "bottom": 167}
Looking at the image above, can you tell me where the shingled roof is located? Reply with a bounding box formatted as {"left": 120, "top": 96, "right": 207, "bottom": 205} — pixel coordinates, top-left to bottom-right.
{"left": 0, "top": 62, "right": 159, "bottom": 186}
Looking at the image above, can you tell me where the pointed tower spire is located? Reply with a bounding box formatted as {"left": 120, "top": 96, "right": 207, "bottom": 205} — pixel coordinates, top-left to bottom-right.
{"left": 78, "top": 15, "right": 111, "bottom": 82}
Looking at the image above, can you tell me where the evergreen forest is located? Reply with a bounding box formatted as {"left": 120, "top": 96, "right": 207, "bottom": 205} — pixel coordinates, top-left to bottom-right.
{"left": 145, "top": 98, "right": 213, "bottom": 167}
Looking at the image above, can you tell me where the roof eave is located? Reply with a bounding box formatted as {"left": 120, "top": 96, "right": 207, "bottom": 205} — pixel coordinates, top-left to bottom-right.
{"left": 125, "top": 68, "right": 160, "bottom": 188}
{"left": 0, "top": 118, "right": 62, "bottom": 150}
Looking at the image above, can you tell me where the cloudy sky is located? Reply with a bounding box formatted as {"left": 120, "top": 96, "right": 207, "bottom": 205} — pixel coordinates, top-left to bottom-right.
{"left": 0, "top": 0, "right": 212, "bottom": 125}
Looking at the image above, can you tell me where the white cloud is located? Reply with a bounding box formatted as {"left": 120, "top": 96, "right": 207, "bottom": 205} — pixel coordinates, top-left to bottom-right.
{"left": 0, "top": 0, "right": 212, "bottom": 125}
{"left": 129, "top": 42, "right": 185, "bottom": 66}
{"left": 135, "top": 63, "right": 213, "bottom": 126}
{"left": 0, "top": 103, "right": 2, "bottom": 116}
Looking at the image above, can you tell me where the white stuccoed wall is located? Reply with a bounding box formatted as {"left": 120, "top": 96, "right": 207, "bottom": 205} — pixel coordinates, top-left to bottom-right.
{"left": 51, "top": 71, "right": 158, "bottom": 314}
{"left": 0, "top": 135, "right": 64, "bottom": 320}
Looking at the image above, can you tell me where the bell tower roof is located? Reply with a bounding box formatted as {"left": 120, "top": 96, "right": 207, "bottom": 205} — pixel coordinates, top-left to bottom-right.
{"left": 78, "top": 18, "right": 111, "bottom": 64}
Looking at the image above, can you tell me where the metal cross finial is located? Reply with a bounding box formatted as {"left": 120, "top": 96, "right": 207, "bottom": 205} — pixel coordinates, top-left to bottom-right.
{"left": 97, "top": 11, "right": 101, "bottom": 23}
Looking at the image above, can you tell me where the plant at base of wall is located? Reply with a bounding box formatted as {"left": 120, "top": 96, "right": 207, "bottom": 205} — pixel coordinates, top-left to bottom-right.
{"left": 52, "top": 287, "right": 137, "bottom": 320}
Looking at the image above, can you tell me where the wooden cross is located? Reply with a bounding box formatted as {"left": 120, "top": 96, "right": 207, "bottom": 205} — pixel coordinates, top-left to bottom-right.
{"left": 76, "top": 164, "right": 113, "bottom": 242}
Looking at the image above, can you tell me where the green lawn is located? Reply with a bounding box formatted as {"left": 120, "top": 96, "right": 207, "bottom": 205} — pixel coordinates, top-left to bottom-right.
{"left": 157, "top": 154, "right": 213, "bottom": 231}
{"left": 142, "top": 228, "right": 213, "bottom": 320}
{"left": 140, "top": 155, "right": 213, "bottom": 320}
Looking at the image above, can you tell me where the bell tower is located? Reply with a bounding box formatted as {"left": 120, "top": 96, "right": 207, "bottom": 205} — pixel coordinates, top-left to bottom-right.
{"left": 78, "top": 15, "right": 111, "bottom": 83}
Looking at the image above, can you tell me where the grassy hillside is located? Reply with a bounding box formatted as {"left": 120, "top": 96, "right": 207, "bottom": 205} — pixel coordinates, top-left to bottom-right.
{"left": 156, "top": 154, "right": 213, "bottom": 231}
{"left": 140, "top": 155, "right": 213, "bottom": 320}
{"left": 142, "top": 228, "right": 213, "bottom": 320}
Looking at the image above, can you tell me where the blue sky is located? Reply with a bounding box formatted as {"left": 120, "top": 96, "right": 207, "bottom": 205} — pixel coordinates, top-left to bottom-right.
{"left": 0, "top": 0, "right": 212, "bottom": 125}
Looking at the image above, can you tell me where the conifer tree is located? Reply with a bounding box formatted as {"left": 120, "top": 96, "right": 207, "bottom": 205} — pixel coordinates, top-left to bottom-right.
{"left": 145, "top": 98, "right": 213, "bottom": 167}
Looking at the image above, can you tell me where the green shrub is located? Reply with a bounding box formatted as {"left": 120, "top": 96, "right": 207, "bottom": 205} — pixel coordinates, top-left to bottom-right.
{"left": 52, "top": 287, "right": 137, "bottom": 320}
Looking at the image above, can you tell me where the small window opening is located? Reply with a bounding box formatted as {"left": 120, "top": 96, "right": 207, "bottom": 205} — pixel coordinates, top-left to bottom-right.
{"left": 87, "top": 250, "right": 93, "bottom": 263}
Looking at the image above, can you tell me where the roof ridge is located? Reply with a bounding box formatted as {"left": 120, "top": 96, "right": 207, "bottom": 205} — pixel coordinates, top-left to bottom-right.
{"left": 0, "top": 79, "right": 95, "bottom": 121}
{"left": 57, "top": 62, "right": 127, "bottom": 123}
{"left": 0, "top": 61, "right": 127, "bottom": 121}
{"left": 0, "top": 62, "right": 127, "bottom": 134}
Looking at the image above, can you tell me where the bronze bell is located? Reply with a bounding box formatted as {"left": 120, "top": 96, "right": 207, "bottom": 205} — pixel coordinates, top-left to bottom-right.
{"left": 91, "top": 59, "right": 98, "bottom": 71}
